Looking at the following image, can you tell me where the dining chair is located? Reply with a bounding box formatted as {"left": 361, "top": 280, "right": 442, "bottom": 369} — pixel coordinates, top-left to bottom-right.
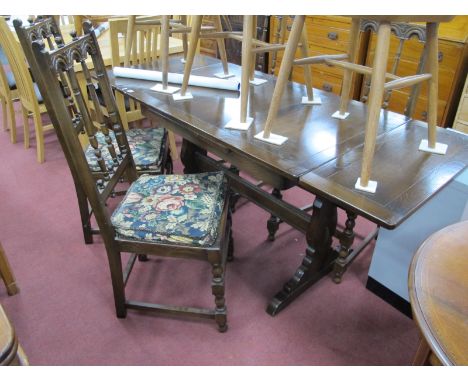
{"left": 0, "top": 304, "right": 29, "bottom": 365}
{"left": 0, "top": 49, "right": 19, "bottom": 144}
{"left": 15, "top": 16, "right": 174, "bottom": 245}
{"left": 0, "top": 241, "right": 19, "bottom": 296}
{"left": 0, "top": 16, "right": 54, "bottom": 163}
{"left": 24, "top": 21, "right": 234, "bottom": 331}
{"left": 261, "top": 16, "right": 454, "bottom": 193}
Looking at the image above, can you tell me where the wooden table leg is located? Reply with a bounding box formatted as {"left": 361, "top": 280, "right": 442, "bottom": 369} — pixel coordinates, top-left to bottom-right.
{"left": 0, "top": 242, "right": 19, "bottom": 296}
{"left": 180, "top": 138, "right": 207, "bottom": 174}
{"left": 332, "top": 211, "right": 356, "bottom": 283}
{"left": 267, "top": 188, "right": 283, "bottom": 241}
{"left": 266, "top": 197, "right": 338, "bottom": 316}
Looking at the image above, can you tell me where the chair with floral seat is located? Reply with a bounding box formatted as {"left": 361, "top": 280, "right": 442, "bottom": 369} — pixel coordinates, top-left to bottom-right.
{"left": 22, "top": 21, "right": 233, "bottom": 331}
{"left": 14, "top": 16, "right": 173, "bottom": 245}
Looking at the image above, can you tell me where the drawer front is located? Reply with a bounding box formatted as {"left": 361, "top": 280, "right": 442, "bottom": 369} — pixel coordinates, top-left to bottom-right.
{"left": 456, "top": 96, "right": 468, "bottom": 123}
{"left": 291, "top": 67, "right": 343, "bottom": 95}
{"left": 453, "top": 121, "right": 468, "bottom": 133}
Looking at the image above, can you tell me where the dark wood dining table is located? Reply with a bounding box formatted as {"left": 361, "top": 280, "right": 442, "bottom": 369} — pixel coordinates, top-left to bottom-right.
{"left": 109, "top": 55, "right": 468, "bottom": 316}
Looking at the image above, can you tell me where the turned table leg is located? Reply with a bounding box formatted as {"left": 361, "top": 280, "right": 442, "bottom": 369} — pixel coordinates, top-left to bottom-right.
{"left": 333, "top": 211, "right": 357, "bottom": 283}
{"left": 267, "top": 188, "right": 283, "bottom": 241}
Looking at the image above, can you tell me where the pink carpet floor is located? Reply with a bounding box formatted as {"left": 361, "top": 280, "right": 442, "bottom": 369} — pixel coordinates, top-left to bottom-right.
{"left": 0, "top": 104, "right": 420, "bottom": 365}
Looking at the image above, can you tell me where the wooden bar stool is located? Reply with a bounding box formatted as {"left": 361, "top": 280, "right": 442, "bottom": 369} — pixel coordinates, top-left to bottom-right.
{"left": 409, "top": 220, "right": 468, "bottom": 366}
{"left": 0, "top": 304, "right": 28, "bottom": 365}
{"left": 262, "top": 16, "right": 454, "bottom": 192}
{"left": 0, "top": 242, "right": 18, "bottom": 296}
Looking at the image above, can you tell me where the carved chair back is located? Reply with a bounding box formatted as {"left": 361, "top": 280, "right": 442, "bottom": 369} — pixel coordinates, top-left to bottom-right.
{"left": 23, "top": 20, "right": 138, "bottom": 242}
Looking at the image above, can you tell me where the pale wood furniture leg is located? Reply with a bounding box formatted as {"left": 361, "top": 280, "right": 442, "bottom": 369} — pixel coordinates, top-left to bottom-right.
{"left": 262, "top": 16, "right": 305, "bottom": 138}
{"left": 1, "top": 97, "right": 6, "bottom": 131}
{"left": 179, "top": 16, "right": 203, "bottom": 97}
{"left": 32, "top": 110, "right": 45, "bottom": 163}
{"left": 249, "top": 16, "right": 257, "bottom": 81}
{"left": 181, "top": 15, "right": 188, "bottom": 61}
{"left": 7, "top": 96, "right": 17, "bottom": 144}
{"left": 299, "top": 21, "right": 316, "bottom": 103}
{"left": 357, "top": 21, "right": 391, "bottom": 191}
{"left": 124, "top": 16, "right": 136, "bottom": 67}
{"left": 0, "top": 242, "right": 19, "bottom": 296}
{"left": 115, "top": 91, "right": 129, "bottom": 130}
{"left": 168, "top": 131, "right": 179, "bottom": 161}
{"left": 160, "top": 15, "right": 170, "bottom": 90}
{"left": 214, "top": 15, "right": 230, "bottom": 76}
{"left": 335, "top": 17, "right": 361, "bottom": 118}
{"left": 412, "top": 337, "right": 431, "bottom": 365}
{"left": 426, "top": 22, "right": 439, "bottom": 148}
{"left": 240, "top": 16, "right": 254, "bottom": 123}
{"left": 21, "top": 106, "right": 30, "bottom": 149}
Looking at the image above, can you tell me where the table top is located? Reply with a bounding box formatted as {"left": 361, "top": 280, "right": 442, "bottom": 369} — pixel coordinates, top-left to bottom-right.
{"left": 408, "top": 220, "right": 468, "bottom": 366}
{"left": 111, "top": 55, "right": 467, "bottom": 229}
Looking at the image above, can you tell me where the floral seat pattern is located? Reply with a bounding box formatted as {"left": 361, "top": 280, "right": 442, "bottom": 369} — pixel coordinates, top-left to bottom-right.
{"left": 84, "top": 128, "right": 165, "bottom": 172}
{"left": 111, "top": 172, "right": 226, "bottom": 246}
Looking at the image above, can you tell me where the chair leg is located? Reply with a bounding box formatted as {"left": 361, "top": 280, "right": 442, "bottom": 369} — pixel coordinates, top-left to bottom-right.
{"left": 106, "top": 249, "right": 127, "bottom": 318}
{"left": 210, "top": 256, "right": 227, "bottom": 332}
{"left": 168, "top": 131, "right": 179, "bottom": 161}
{"left": 74, "top": 182, "right": 94, "bottom": 244}
{"left": 337, "top": 17, "right": 361, "bottom": 116}
{"left": 0, "top": 242, "right": 19, "bottom": 296}
{"left": 32, "top": 111, "right": 45, "bottom": 163}
{"left": 214, "top": 16, "right": 229, "bottom": 76}
{"left": 299, "top": 22, "right": 315, "bottom": 102}
{"left": 358, "top": 21, "right": 391, "bottom": 189}
{"left": 21, "top": 106, "right": 30, "bottom": 149}
{"left": 115, "top": 92, "right": 129, "bottom": 131}
{"left": 240, "top": 15, "right": 255, "bottom": 123}
{"left": 426, "top": 22, "right": 439, "bottom": 148}
{"left": 6, "top": 98, "right": 17, "bottom": 144}
{"left": 180, "top": 15, "right": 203, "bottom": 96}
{"left": 262, "top": 16, "right": 305, "bottom": 138}
{"left": 1, "top": 96, "right": 6, "bottom": 131}
{"left": 124, "top": 16, "right": 136, "bottom": 67}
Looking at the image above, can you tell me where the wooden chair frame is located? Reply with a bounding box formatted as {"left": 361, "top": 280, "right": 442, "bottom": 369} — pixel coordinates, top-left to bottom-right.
{"left": 0, "top": 16, "right": 54, "bottom": 163}
{"left": 24, "top": 21, "right": 233, "bottom": 331}
{"left": 0, "top": 242, "right": 19, "bottom": 296}
{"left": 0, "top": 52, "right": 19, "bottom": 143}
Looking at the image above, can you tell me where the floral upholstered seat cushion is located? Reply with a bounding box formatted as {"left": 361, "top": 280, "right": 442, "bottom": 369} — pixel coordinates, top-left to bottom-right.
{"left": 85, "top": 128, "right": 165, "bottom": 172}
{"left": 111, "top": 172, "right": 226, "bottom": 246}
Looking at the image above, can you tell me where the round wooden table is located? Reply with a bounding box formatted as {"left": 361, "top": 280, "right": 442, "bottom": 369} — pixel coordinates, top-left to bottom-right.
{"left": 409, "top": 220, "right": 468, "bottom": 366}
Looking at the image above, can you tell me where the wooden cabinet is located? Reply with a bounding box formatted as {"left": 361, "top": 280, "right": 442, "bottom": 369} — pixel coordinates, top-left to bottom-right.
{"left": 453, "top": 75, "right": 468, "bottom": 133}
{"left": 270, "top": 16, "right": 468, "bottom": 127}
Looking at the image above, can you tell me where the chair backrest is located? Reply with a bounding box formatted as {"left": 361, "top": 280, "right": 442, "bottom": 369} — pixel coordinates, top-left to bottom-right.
{"left": 0, "top": 17, "right": 41, "bottom": 113}
{"left": 17, "top": 20, "right": 138, "bottom": 241}
{"left": 109, "top": 16, "right": 162, "bottom": 68}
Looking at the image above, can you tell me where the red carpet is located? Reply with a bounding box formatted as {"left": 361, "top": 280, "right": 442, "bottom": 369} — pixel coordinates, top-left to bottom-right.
{"left": 0, "top": 104, "right": 420, "bottom": 365}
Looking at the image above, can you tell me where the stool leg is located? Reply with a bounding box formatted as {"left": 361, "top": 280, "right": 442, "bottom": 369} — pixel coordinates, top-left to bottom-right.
{"left": 337, "top": 17, "right": 361, "bottom": 117}
{"left": 240, "top": 15, "right": 255, "bottom": 123}
{"left": 160, "top": 15, "right": 170, "bottom": 90}
{"left": 0, "top": 242, "right": 19, "bottom": 296}
{"left": 214, "top": 16, "right": 229, "bottom": 76}
{"left": 262, "top": 15, "right": 305, "bottom": 138}
{"left": 180, "top": 15, "right": 202, "bottom": 96}
{"left": 124, "top": 16, "right": 136, "bottom": 67}
{"left": 180, "top": 15, "right": 188, "bottom": 61}
{"left": 299, "top": 21, "right": 315, "bottom": 102}
{"left": 358, "top": 21, "right": 391, "bottom": 190}
{"left": 249, "top": 16, "right": 257, "bottom": 82}
{"left": 426, "top": 22, "right": 439, "bottom": 148}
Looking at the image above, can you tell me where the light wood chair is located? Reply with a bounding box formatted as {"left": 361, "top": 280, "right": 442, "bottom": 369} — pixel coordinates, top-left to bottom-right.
{"left": 0, "top": 50, "right": 19, "bottom": 143}
{"left": 0, "top": 17, "right": 54, "bottom": 163}
{"left": 0, "top": 304, "right": 29, "bottom": 365}
{"left": 0, "top": 242, "right": 18, "bottom": 296}
{"left": 262, "top": 16, "right": 454, "bottom": 193}
{"left": 26, "top": 21, "right": 234, "bottom": 331}
{"left": 111, "top": 16, "right": 184, "bottom": 160}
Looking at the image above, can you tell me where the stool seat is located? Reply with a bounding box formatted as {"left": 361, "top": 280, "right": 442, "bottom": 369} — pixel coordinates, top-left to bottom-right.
{"left": 409, "top": 221, "right": 468, "bottom": 366}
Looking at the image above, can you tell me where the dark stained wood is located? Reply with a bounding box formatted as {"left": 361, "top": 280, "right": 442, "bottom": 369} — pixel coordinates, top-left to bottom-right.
{"left": 300, "top": 122, "right": 468, "bottom": 228}
{"left": 20, "top": 22, "right": 233, "bottom": 332}
{"left": 409, "top": 221, "right": 468, "bottom": 366}
{"left": 111, "top": 54, "right": 467, "bottom": 315}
